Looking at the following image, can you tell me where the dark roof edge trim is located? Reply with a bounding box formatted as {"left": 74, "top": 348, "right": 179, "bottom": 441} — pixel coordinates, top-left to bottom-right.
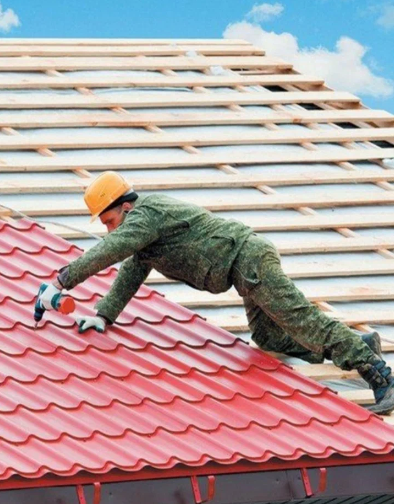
{"left": 2, "top": 451, "right": 394, "bottom": 492}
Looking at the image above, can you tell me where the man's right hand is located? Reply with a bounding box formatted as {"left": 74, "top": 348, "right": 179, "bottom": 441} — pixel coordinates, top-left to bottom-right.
{"left": 76, "top": 315, "right": 107, "bottom": 334}
{"left": 39, "top": 283, "right": 63, "bottom": 311}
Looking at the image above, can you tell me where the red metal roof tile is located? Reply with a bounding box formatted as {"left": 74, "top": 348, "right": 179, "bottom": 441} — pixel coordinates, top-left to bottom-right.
{"left": 0, "top": 217, "right": 393, "bottom": 486}
{"left": 0, "top": 271, "right": 154, "bottom": 303}
{"left": 0, "top": 220, "right": 74, "bottom": 254}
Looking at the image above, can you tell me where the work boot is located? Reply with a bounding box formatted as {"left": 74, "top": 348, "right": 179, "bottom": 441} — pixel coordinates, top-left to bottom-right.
{"left": 362, "top": 332, "right": 383, "bottom": 359}
{"left": 358, "top": 331, "right": 383, "bottom": 360}
{"left": 319, "top": 331, "right": 383, "bottom": 363}
{"left": 357, "top": 359, "right": 394, "bottom": 415}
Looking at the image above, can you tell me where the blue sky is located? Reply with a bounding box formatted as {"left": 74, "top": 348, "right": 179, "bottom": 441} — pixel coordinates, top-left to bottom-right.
{"left": 2, "top": 0, "right": 394, "bottom": 113}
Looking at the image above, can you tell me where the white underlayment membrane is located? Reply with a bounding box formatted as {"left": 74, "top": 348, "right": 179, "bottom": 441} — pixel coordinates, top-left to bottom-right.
{"left": 2, "top": 68, "right": 394, "bottom": 397}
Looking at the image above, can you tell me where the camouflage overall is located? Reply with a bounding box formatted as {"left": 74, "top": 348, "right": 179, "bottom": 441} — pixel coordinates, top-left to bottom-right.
{"left": 59, "top": 193, "right": 375, "bottom": 370}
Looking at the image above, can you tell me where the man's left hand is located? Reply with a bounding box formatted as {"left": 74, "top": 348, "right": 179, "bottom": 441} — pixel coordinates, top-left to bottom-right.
{"left": 76, "top": 315, "right": 107, "bottom": 334}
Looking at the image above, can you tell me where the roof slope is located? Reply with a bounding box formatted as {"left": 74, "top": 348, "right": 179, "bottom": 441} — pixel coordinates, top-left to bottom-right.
{"left": 0, "top": 38, "right": 394, "bottom": 409}
{"left": 0, "top": 217, "right": 394, "bottom": 487}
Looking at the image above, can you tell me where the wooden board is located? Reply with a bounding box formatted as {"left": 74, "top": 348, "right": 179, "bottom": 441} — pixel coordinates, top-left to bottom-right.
{"left": 208, "top": 312, "right": 394, "bottom": 333}
{"left": 0, "top": 109, "right": 389, "bottom": 129}
{"left": 0, "top": 39, "right": 251, "bottom": 46}
{"left": 27, "top": 214, "right": 394, "bottom": 254}
{"left": 41, "top": 213, "right": 394, "bottom": 239}
{"left": 0, "top": 91, "right": 358, "bottom": 109}
{"left": 161, "top": 283, "right": 394, "bottom": 306}
{"left": 0, "top": 45, "right": 265, "bottom": 57}
{"left": 145, "top": 259, "right": 394, "bottom": 282}
{"left": 339, "top": 390, "right": 374, "bottom": 405}
{"left": 274, "top": 236, "right": 394, "bottom": 255}
{"left": 0, "top": 73, "right": 324, "bottom": 90}
{"left": 3, "top": 170, "right": 394, "bottom": 194}
{"left": 293, "top": 363, "right": 388, "bottom": 381}
{"left": 1, "top": 127, "right": 393, "bottom": 150}
{"left": 4, "top": 191, "right": 394, "bottom": 214}
{"left": 0, "top": 56, "right": 291, "bottom": 71}
{"left": 1, "top": 148, "right": 392, "bottom": 172}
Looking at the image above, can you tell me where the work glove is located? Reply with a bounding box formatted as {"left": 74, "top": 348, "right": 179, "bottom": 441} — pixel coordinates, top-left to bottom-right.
{"left": 39, "top": 283, "right": 63, "bottom": 311}
{"left": 76, "top": 315, "right": 107, "bottom": 334}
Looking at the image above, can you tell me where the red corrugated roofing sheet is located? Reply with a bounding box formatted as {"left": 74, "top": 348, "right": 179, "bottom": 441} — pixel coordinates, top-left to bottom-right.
{"left": 0, "top": 217, "right": 394, "bottom": 485}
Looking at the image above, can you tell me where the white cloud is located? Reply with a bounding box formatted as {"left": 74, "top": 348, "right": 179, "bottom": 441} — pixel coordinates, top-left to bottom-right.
{"left": 376, "top": 3, "right": 394, "bottom": 29}
{"left": 223, "top": 21, "right": 393, "bottom": 98}
{"left": 246, "top": 3, "right": 284, "bottom": 22}
{"left": 0, "top": 3, "right": 20, "bottom": 32}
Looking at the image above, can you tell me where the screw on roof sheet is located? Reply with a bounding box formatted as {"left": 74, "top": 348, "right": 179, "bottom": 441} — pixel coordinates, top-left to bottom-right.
{"left": 384, "top": 158, "right": 394, "bottom": 167}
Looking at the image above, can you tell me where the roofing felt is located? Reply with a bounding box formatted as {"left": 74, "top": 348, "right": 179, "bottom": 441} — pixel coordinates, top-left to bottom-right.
{"left": 1, "top": 217, "right": 394, "bottom": 487}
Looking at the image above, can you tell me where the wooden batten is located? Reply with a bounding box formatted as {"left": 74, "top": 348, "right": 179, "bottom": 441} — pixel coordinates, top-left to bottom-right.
{"left": 0, "top": 109, "right": 389, "bottom": 129}
{"left": 0, "top": 55, "right": 292, "bottom": 71}
{"left": 0, "top": 126, "right": 393, "bottom": 150}
{"left": 1, "top": 148, "right": 394, "bottom": 172}
{"left": 0, "top": 90, "right": 358, "bottom": 109}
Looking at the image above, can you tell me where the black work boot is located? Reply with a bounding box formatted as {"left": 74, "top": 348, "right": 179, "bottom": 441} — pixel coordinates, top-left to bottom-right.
{"left": 358, "top": 359, "right": 394, "bottom": 415}
{"left": 319, "top": 331, "right": 383, "bottom": 364}
{"left": 358, "top": 331, "right": 383, "bottom": 360}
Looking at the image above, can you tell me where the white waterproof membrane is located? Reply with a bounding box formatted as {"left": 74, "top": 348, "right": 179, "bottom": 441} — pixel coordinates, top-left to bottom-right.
{"left": 1, "top": 65, "right": 394, "bottom": 397}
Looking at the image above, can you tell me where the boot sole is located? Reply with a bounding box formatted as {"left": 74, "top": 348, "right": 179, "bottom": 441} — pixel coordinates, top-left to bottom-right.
{"left": 366, "top": 383, "right": 394, "bottom": 415}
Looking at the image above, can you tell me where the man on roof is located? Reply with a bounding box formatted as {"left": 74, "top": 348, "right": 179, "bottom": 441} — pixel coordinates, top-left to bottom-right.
{"left": 40, "top": 171, "right": 394, "bottom": 415}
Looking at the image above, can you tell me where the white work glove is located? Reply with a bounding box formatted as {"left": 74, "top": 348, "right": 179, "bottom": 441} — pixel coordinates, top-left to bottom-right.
{"left": 39, "top": 283, "right": 63, "bottom": 311}
{"left": 76, "top": 315, "right": 107, "bottom": 334}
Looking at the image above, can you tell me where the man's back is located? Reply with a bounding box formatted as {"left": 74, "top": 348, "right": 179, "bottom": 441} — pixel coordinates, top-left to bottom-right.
{"left": 133, "top": 193, "right": 254, "bottom": 292}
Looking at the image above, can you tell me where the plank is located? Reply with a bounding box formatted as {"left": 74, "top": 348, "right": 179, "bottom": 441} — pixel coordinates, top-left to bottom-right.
{"left": 208, "top": 312, "right": 394, "bottom": 335}
{"left": 0, "top": 74, "right": 324, "bottom": 90}
{"left": 201, "top": 192, "right": 394, "bottom": 212}
{"left": 339, "top": 390, "right": 374, "bottom": 405}
{"left": 0, "top": 91, "right": 358, "bottom": 109}
{"left": 382, "top": 414, "right": 394, "bottom": 424}
{"left": 1, "top": 147, "right": 392, "bottom": 172}
{"left": 0, "top": 39, "right": 250, "bottom": 46}
{"left": 0, "top": 45, "right": 265, "bottom": 57}
{"left": 0, "top": 109, "right": 389, "bottom": 129}
{"left": 74, "top": 233, "right": 394, "bottom": 255}
{"left": 3, "top": 170, "right": 394, "bottom": 194}
{"left": 41, "top": 213, "right": 394, "bottom": 239}
{"left": 274, "top": 236, "right": 394, "bottom": 254}
{"left": 0, "top": 56, "right": 291, "bottom": 72}
{"left": 294, "top": 362, "right": 394, "bottom": 381}
{"left": 145, "top": 260, "right": 394, "bottom": 283}
{"left": 1, "top": 127, "right": 393, "bottom": 151}
{"left": 161, "top": 284, "right": 394, "bottom": 306}
{"left": 4, "top": 191, "right": 394, "bottom": 214}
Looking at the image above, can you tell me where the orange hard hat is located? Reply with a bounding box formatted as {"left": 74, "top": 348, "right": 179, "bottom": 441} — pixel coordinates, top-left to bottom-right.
{"left": 84, "top": 171, "right": 132, "bottom": 222}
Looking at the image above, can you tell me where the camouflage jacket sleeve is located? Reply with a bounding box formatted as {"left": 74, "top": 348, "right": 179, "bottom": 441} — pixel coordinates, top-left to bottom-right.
{"left": 58, "top": 204, "right": 161, "bottom": 290}
{"left": 94, "top": 253, "right": 152, "bottom": 324}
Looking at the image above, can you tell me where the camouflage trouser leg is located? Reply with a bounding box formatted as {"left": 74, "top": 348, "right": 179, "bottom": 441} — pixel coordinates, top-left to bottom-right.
{"left": 243, "top": 296, "right": 325, "bottom": 364}
{"left": 231, "top": 234, "right": 375, "bottom": 370}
